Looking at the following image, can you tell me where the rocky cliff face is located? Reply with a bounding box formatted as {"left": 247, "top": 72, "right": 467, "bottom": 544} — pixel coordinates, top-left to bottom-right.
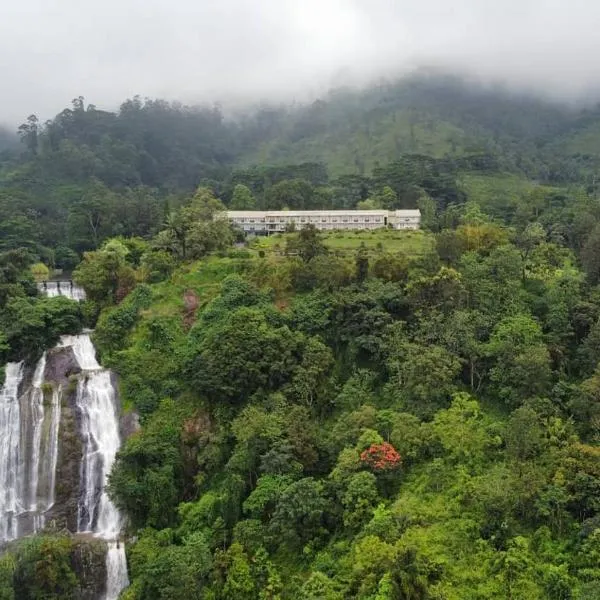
{"left": 71, "top": 535, "right": 108, "bottom": 600}
{"left": 44, "top": 346, "right": 82, "bottom": 532}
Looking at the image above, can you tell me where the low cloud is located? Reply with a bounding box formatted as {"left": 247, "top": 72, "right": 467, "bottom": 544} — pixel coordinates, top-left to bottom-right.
{"left": 1, "top": 0, "right": 599, "bottom": 123}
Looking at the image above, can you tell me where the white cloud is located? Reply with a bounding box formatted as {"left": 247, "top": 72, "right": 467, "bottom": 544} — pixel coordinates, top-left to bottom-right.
{"left": 1, "top": 0, "right": 599, "bottom": 123}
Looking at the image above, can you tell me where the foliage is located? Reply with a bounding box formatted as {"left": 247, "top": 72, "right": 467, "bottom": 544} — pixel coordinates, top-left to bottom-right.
{"left": 360, "top": 443, "right": 402, "bottom": 471}
{"left": 10, "top": 73, "right": 600, "bottom": 599}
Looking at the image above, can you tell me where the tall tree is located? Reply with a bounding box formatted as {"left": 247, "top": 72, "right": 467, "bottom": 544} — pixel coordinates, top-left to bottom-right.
{"left": 17, "top": 114, "right": 39, "bottom": 155}
{"left": 230, "top": 184, "right": 256, "bottom": 210}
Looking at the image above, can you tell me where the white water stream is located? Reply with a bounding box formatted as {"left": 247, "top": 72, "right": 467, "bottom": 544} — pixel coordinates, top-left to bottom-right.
{"left": 0, "top": 361, "right": 25, "bottom": 541}
{"left": 59, "top": 331, "right": 129, "bottom": 599}
{"left": 0, "top": 354, "right": 61, "bottom": 541}
{"left": 41, "top": 280, "right": 86, "bottom": 301}
{"left": 0, "top": 281, "right": 129, "bottom": 599}
{"left": 57, "top": 281, "right": 129, "bottom": 600}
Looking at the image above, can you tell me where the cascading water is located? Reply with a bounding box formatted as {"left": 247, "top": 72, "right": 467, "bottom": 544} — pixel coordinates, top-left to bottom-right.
{"left": 41, "top": 280, "right": 86, "bottom": 301}
{"left": 0, "top": 280, "right": 129, "bottom": 598}
{"left": 0, "top": 353, "right": 61, "bottom": 542}
{"left": 105, "top": 542, "right": 129, "bottom": 600}
{"left": 59, "top": 331, "right": 129, "bottom": 599}
{"left": 0, "top": 361, "right": 25, "bottom": 541}
{"left": 54, "top": 283, "right": 129, "bottom": 599}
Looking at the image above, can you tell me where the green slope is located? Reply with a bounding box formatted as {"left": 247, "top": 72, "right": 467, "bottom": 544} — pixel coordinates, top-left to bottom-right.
{"left": 242, "top": 110, "right": 469, "bottom": 176}
{"left": 236, "top": 74, "right": 584, "bottom": 178}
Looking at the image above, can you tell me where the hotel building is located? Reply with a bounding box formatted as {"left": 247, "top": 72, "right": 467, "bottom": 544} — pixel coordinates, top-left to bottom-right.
{"left": 223, "top": 209, "right": 421, "bottom": 234}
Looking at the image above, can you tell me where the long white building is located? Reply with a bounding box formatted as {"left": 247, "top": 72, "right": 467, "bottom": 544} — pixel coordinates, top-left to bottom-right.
{"left": 223, "top": 209, "right": 421, "bottom": 234}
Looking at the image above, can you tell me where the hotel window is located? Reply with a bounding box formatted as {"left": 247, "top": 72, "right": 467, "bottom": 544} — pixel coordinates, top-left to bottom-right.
{"left": 279, "top": 218, "right": 285, "bottom": 223}
{"left": 300, "top": 218, "right": 306, "bottom": 223}
{"left": 365, "top": 218, "right": 370, "bottom": 222}
{"left": 353, "top": 218, "right": 359, "bottom": 222}
{"left": 332, "top": 218, "right": 338, "bottom": 222}
{"left": 321, "top": 218, "right": 327, "bottom": 223}
{"left": 342, "top": 218, "right": 348, "bottom": 222}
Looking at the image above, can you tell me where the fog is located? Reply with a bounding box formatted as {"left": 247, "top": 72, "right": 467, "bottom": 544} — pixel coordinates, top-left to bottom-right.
{"left": 1, "top": 0, "right": 600, "bottom": 123}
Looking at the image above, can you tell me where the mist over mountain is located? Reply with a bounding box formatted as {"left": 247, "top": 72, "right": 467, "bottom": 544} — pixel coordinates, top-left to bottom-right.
{"left": 0, "top": 126, "right": 18, "bottom": 152}
{"left": 3, "top": 0, "right": 600, "bottom": 124}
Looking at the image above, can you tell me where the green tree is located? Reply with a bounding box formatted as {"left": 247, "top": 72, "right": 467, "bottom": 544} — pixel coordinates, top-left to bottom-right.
{"left": 386, "top": 333, "right": 461, "bottom": 417}
{"left": 355, "top": 243, "right": 369, "bottom": 283}
{"left": 582, "top": 223, "right": 600, "bottom": 285}
{"left": 230, "top": 184, "right": 256, "bottom": 210}
{"left": 136, "top": 533, "right": 212, "bottom": 600}
{"left": 17, "top": 114, "right": 39, "bottom": 155}
{"left": 301, "top": 572, "right": 342, "bottom": 600}
{"left": 13, "top": 536, "right": 77, "bottom": 600}
{"left": 433, "top": 393, "right": 490, "bottom": 463}
{"left": 159, "top": 188, "right": 228, "bottom": 259}
{"left": 372, "top": 253, "right": 409, "bottom": 283}
{"left": 221, "top": 543, "right": 255, "bottom": 600}
{"left": 506, "top": 406, "right": 546, "bottom": 461}
{"left": 73, "top": 238, "right": 135, "bottom": 305}
{"left": 265, "top": 179, "right": 314, "bottom": 210}
{"left": 0, "top": 553, "right": 14, "bottom": 600}
{"left": 188, "top": 308, "right": 331, "bottom": 404}
{"left": 373, "top": 186, "right": 398, "bottom": 209}
{"left": 67, "top": 178, "right": 116, "bottom": 250}
{"left": 269, "top": 478, "right": 327, "bottom": 546}
{"left": 108, "top": 399, "right": 188, "bottom": 529}
{"left": 487, "top": 314, "right": 551, "bottom": 406}
{"left": 341, "top": 471, "right": 379, "bottom": 529}
{"left": 286, "top": 224, "right": 327, "bottom": 263}
{"left": 243, "top": 475, "right": 294, "bottom": 522}
{"left": 516, "top": 222, "right": 546, "bottom": 281}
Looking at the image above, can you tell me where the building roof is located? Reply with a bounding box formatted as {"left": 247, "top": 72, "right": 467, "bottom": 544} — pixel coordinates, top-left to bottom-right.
{"left": 224, "top": 209, "right": 420, "bottom": 218}
{"left": 394, "top": 209, "right": 421, "bottom": 217}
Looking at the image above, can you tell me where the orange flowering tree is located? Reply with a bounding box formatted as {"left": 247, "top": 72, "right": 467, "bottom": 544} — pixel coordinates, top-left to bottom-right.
{"left": 360, "top": 442, "right": 401, "bottom": 471}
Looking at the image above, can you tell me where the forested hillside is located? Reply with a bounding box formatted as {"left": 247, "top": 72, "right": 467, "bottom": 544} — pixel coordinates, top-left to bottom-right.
{"left": 3, "top": 73, "right": 600, "bottom": 268}
{"left": 5, "top": 73, "right": 600, "bottom": 599}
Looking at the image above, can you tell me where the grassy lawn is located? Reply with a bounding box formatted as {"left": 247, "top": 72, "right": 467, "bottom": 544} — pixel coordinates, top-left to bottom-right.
{"left": 249, "top": 228, "right": 434, "bottom": 257}
{"left": 459, "top": 172, "right": 537, "bottom": 205}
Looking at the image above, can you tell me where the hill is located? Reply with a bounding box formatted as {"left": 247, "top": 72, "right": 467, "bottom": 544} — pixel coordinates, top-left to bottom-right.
{"left": 1, "top": 72, "right": 600, "bottom": 263}
{"left": 3, "top": 77, "right": 600, "bottom": 594}
{"left": 235, "top": 73, "right": 591, "bottom": 179}
{"left": 60, "top": 215, "right": 600, "bottom": 598}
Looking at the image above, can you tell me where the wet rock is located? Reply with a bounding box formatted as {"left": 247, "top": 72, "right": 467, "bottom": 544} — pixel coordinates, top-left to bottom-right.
{"left": 46, "top": 381, "right": 82, "bottom": 532}
{"left": 44, "top": 346, "right": 81, "bottom": 385}
{"left": 71, "top": 535, "right": 108, "bottom": 600}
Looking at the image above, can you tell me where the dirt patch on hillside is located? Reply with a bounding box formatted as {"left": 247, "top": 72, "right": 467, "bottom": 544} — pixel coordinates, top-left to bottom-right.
{"left": 183, "top": 289, "right": 200, "bottom": 329}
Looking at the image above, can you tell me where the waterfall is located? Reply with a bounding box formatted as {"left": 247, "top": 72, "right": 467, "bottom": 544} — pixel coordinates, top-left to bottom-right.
{"left": 50, "top": 283, "right": 130, "bottom": 597}
{"left": 105, "top": 542, "right": 129, "bottom": 600}
{"left": 61, "top": 332, "right": 129, "bottom": 599}
{"left": 0, "top": 281, "right": 129, "bottom": 598}
{"left": 0, "top": 362, "right": 24, "bottom": 541}
{"left": 0, "top": 354, "right": 62, "bottom": 542}
{"left": 41, "top": 280, "right": 86, "bottom": 301}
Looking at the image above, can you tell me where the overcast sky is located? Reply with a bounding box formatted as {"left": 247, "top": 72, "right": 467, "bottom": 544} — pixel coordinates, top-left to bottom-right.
{"left": 1, "top": 0, "right": 600, "bottom": 123}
